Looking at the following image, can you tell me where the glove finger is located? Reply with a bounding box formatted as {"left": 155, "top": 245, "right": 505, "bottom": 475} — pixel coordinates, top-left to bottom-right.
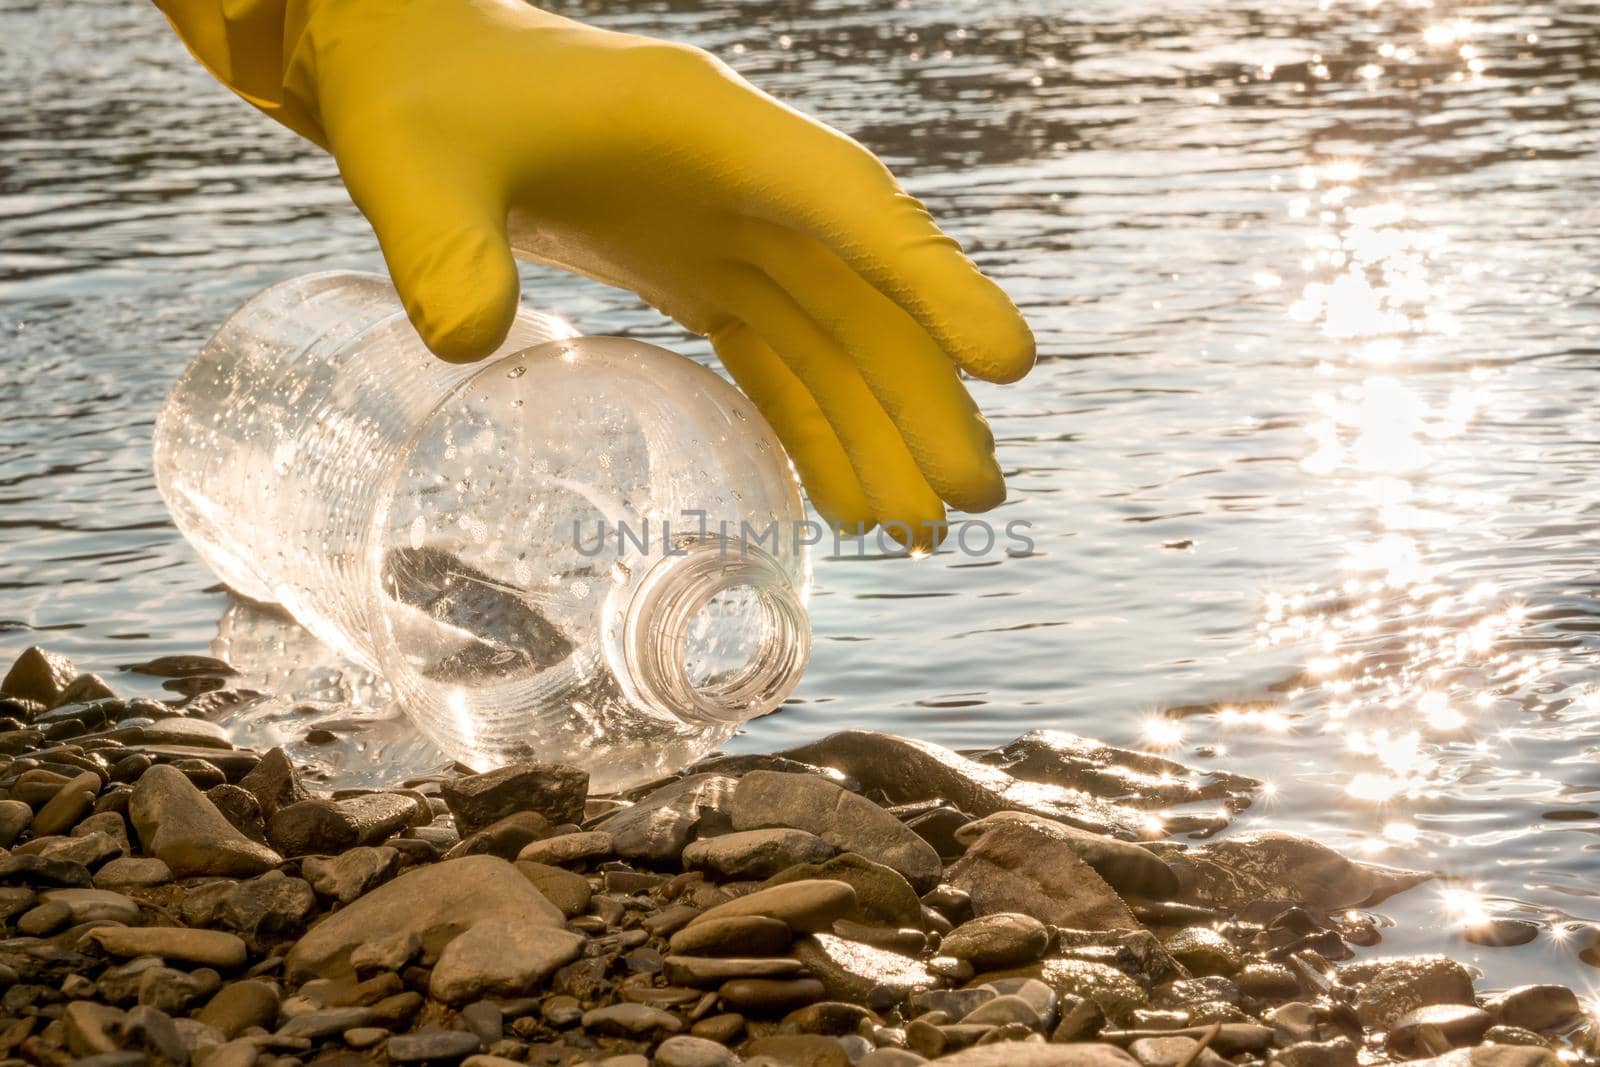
{"left": 720, "top": 265, "right": 948, "bottom": 552}
{"left": 729, "top": 111, "right": 1035, "bottom": 385}
{"left": 710, "top": 322, "right": 873, "bottom": 533}
{"left": 332, "top": 138, "right": 519, "bottom": 364}
{"left": 736, "top": 218, "right": 1005, "bottom": 514}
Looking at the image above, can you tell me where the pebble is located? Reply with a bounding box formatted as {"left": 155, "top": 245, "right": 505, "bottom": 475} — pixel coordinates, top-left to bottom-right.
{"left": 516, "top": 859, "right": 594, "bottom": 916}
{"left": 194, "top": 979, "right": 281, "bottom": 1038}
{"left": 732, "top": 770, "right": 943, "bottom": 892}
{"left": 516, "top": 829, "right": 614, "bottom": 866}
{"left": 946, "top": 821, "right": 1137, "bottom": 931}
{"left": 237, "top": 746, "right": 309, "bottom": 817}
{"left": 0, "top": 798, "right": 32, "bottom": 845}
{"left": 1129, "top": 1036, "right": 1231, "bottom": 1067}
{"left": 430, "top": 917, "right": 587, "bottom": 1004}
{"left": 1463, "top": 918, "right": 1540, "bottom": 947}
{"left": 942, "top": 912, "right": 1051, "bottom": 969}
{"left": 582, "top": 1003, "right": 684, "bottom": 1036}
{"left": 654, "top": 1033, "right": 739, "bottom": 1067}
{"left": 387, "top": 1029, "right": 483, "bottom": 1062}
{"left": 682, "top": 826, "right": 837, "bottom": 879}
{"left": 302, "top": 844, "right": 400, "bottom": 903}
{"left": 597, "top": 774, "right": 738, "bottom": 863}
{"left": 1351, "top": 956, "right": 1476, "bottom": 1028}
{"left": 720, "top": 976, "right": 829, "bottom": 1013}
{"left": 744, "top": 1033, "right": 853, "bottom": 1067}
{"left": 84, "top": 925, "right": 248, "bottom": 967}
{"left": 31, "top": 769, "right": 100, "bottom": 836}
{"left": 1387, "top": 1004, "right": 1494, "bottom": 1057}
{"left": 767, "top": 851, "right": 926, "bottom": 928}
{"left": 1484, "top": 985, "right": 1582, "bottom": 1032}
{"left": 1163, "top": 927, "right": 1242, "bottom": 977}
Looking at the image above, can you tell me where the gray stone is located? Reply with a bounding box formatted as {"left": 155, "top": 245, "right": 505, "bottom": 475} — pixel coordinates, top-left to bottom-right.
{"left": 946, "top": 822, "right": 1138, "bottom": 931}
{"left": 583, "top": 1002, "right": 684, "bottom": 1036}
{"left": 40, "top": 887, "right": 140, "bottom": 923}
{"left": 430, "top": 917, "right": 586, "bottom": 1003}
{"left": 596, "top": 774, "right": 738, "bottom": 863}
{"left": 388, "top": 1029, "right": 484, "bottom": 1062}
{"left": 732, "top": 771, "right": 942, "bottom": 893}
{"left": 221, "top": 869, "right": 317, "bottom": 942}
{"left": 276, "top": 1005, "right": 378, "bottom": 1039}
{"left": 683, "top": 827, "right": 837, "bottom": 879}
{"left": 286, "top": 854, "right": 566, "bottom": 980}
{"left": 128, "top": 764, "right": 281, "bottom": 877}
{"left": 206, "top": 783, "right": 266, "bottom": 842}
{"left": 302, "top": 845, "right": 400, "bottom": 903}
{"left": 440, "top": 761, "right": 588, "bottom": 834}
{"left": 943, "top": 913, "right": 1051, "bottom": 969}
{"left": 670, "top": 915, "right": 792, "bottom": 957}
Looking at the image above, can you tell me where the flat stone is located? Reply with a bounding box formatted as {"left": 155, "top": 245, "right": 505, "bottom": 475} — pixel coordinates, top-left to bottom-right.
{"left": 84, "top": 925, "right": 248, "bottom": 967}
{"left": 221, "top": 869, "right": 318, "bottom": 942}
{"left": 732, "top": 771, "right": 942, "bottom": 893}
{"left": 287, "top": 854, "right": 565, "bottom": 980}
{"left": 583, "top": 1003, "right": 684, "bottom": 1036}
{"left": 942, "top": 913, "right": 1051, "bottom": 969}
{"left": 1163, "top": 928, "right": 1241, "bottom": 977}
{"left": 515, "top": 860, "right": 593, "bottom": 916}
{"left": 105, "top": 717, "right": 235, "bottom": 748}
{"left": 40, "top": 887, "right": 140, "bottom": 923}
{"left": 128, "top": 764, "right": 281, "bottom": 877}
{"left": 955, "top": 811, "right": 1179, "bottom": 899}
{"left": 195, "top": 979, "right": 281, "bottom": 1038}
{"left": 387, "top": 1029, "right": 484, "bottom": 1062}
{"left": 1485, "top": 985, "right": 1582, "bottom": 1032}
{"left": 267, "top": 793, "right": 417, "bottom": 855}
{"left": 1407, "top": 1049, "right": 1561, "bottom": 1067}
{"left": 928, "top": 1043, "right": 1141, "bottom": 1067}
{"left": 664, "top": 955, "right": 807, "bottom": 985}
{"left": 654, "top": 1034, "right": 739, "bottom": 1067}
{"left": 685, "top": 878, "right": 856, "bottom": 934}
{"left": 516, "top": 830, "right": 614, "bottom": 866}
{"left": 2, "top": 646, "right": 77, "bottom": 706}
{"left": 237, "top": 746, "right": 308, "bottom": 818}
{"left": 683, "top": 828, "right": 837, "bottom": 880}
{"left": 430, "top": 917, "right": 587, "bottom": 1003}
{"left": 596, "top": 774, "right": 738, "bottom": 863}
{"left": 946, "top": 821, "right": 1138, "bottom": 931}
{"left": 764, "top": 852, "right": 924, "bottom": 928}
{"left": 791, "top": 933, "right": 940, "bottom": 1007}
{"left": 719, "top": 977, "right": 829, "bottom": 1014}
{"left": 302, "top": 845, "right": 400, "bottom": 903}
{"left": 1387, "top": 1004, "right": 1493, "bottom": 1058}
{"left": 1349, "top": 956, "right": 1476, "bottom": 1029}
{"left": 670, "top": 915, "right": 792, "bottom": 957}
{"left": 440, "top": 762, "right": 588, "bottom": 835}
{"left": 26, "top": 829, "right": 120, "bottom": 867}
{"left": 963, "top": 993, "right": 1044, "bottom": 1029}
{"left": 0, "top": 851, "right": 93, "bottom": 887}
{"left": 1268, "top": 1038, "right": 1359, "bottom": 1067}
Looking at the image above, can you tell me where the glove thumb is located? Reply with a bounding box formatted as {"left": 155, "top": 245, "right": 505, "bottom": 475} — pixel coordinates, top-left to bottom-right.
{"left": 341, "top": 151, "right": 520, "bottom": 364}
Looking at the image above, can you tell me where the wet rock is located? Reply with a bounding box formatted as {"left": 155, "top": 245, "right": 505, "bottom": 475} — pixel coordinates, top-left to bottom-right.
{"left": 0, "top": 850, "right": 93, "bottom": 886}
{"left": 955, "top": 812, "right": 1178, "bottom": 899}
{"left": 1484, "top": 985, "right": 1582, "bottom": 1032}
{"left": 964, "top": 993, "right": 1044, "bottom": 1029}
{"left": 517, "top": 829, "right": 614, "bottom": 866}
{"left": 655, "top": 1033, "right": 739, "bottom": 1067}
{"left": 2, "top": 646, "right": 77, "bottom": 706}
{"left": 1482, "top": 1027, "right": 1551, "bottom": 1047}
{"left": 430, "top": 916, "right": 586, "bottom": 1003}
{"left": 781, "top": 732, "right": 1156, "bottom": 840}
{"left": 792, "top": 933, "right": 939, "bottom": 1006}
{"left": 302, "top": 845, "right": 400, "bottom": 903}
{"left": 93, "top": 856, "right": 173, "bottom": 889}
{"left": 1349, "top": 956, "right": 1476, "bottom": 1028}
{"left": 942, "top": 913, "right": 1051, "bottom": 970}
{"left": 984, "top": 960, "right": 1147, "bottom": 1024}
{"left": 237, "top": 746, "right": 308, "bottom": 818}
{"left": 123, "top": 654, "right": 237, "bottom": 679}
{"left": 670, "top": 914, "right": 792, "bottom": 957}
{"left": 285, "top": 854, "right": 565, "bottom": 979}
{"left": 84, "top": 925, "right": 247, "bottom": 967}
{"left": 1386, "top": 1004, "right": 1493, "bottom": 1057}
{"left": 784, "top": 999, "right": 882, "bottom": 1034}
{"left": 1235, "top": 962, "right": 1299, "bottom": 1000}
{"left": 446, "top": 809, "right": 554, "bottom": 860}
{"left": 515, "top": 860, "right": 592, "bottom": 917}
{"left": 195, "top": 979, "right": 281, "bottom": 1038}
{"left": 266, "top": 793, "right": 417, "bottom": 855}
{"left": 1463, "top": 918, "right": 1539, "bottom": 947}
{"left": 597, "top": 774, "right": 738, "bottom": 863}
{"left": 721, "top": 977, "right": 830, "bottom": 1014}
{"left": 946, "top": 821, "right": 1138, "bottom": 931}
{"left": 931, "top": 1043, "right": 1140, "bottom": 1067}
{"left": 685, "top": 878, "right": 857, "bottom": 933}
{"left": 1163, "top": 928, "right": 1241, "bottom": 977}
{"left": 31, "top": 770, "right": 99, "bottom": 836}
{"left": 834, "top": 919, "right": 926, "bottom": 954}
{"left": 665, "top": 955, "right": 808, "bottom": 985}
{"left": 1407, "top": 1048, "right": 1561, "bottom": 1067}
{"left": 205, "top": 783, "right": 266, "bottom": 842}
{"left": 765, "top": 852, "right": 924, "bottom": 928}
{"left": 1269, "top": 1038, "right": 1359, "bottom": 1067}
{"left": 732, "top": 771, "right": 943, "bottom": 893}
{"left": 440, "top": 761, "right": 588, "bottom": 834}
{"left": 128, "top": 764, "right": 281, "bottom": 877}
{"left": 683, "top": 827, "right": 836, "bottom": 879}
{"left": 1155, "top": 831, "right": 1431, "bottom": 911}
{"left": 1129, "top": 1036, "right": 1230, "bottom": 1067}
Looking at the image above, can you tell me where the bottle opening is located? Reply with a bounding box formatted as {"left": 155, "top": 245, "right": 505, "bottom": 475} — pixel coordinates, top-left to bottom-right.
{"left": 616, "top": 539, "right": 810, "bottom": 725}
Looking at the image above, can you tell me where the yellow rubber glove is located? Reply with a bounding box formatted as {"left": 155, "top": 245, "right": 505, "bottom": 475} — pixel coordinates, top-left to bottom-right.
{"left": 153, "top": 0, "right": 1035, "bottom": 548}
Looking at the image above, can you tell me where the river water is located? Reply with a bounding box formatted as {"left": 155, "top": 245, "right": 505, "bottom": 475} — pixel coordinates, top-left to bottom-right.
{"left": 4, "top": 0, "right": 1600, "bottom": 991}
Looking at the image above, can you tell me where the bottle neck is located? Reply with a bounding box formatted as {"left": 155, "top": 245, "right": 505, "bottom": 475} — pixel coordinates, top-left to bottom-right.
{"left": 615, "top": 539, "right": 810, "bottom": 725}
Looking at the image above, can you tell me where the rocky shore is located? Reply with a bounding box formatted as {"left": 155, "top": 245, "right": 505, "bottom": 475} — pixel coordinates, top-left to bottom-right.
{"left": 0, "top": 645, "right": 1590, "bottom": 1067}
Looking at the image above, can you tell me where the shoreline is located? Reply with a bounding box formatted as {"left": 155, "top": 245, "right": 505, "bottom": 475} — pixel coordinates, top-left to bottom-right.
{"left": 0, "top": 645, "right": 1591, "bottom": 1067}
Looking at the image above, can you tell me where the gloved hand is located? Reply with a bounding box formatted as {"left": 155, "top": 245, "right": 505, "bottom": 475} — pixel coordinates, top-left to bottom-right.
{"left": 154, "top": 0, "right": 1035, "bottom": 548}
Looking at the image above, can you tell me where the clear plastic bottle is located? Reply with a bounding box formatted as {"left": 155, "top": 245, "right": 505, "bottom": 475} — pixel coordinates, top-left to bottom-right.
{"left": 154, "top": 271, "right": 811, "bottom": 790}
